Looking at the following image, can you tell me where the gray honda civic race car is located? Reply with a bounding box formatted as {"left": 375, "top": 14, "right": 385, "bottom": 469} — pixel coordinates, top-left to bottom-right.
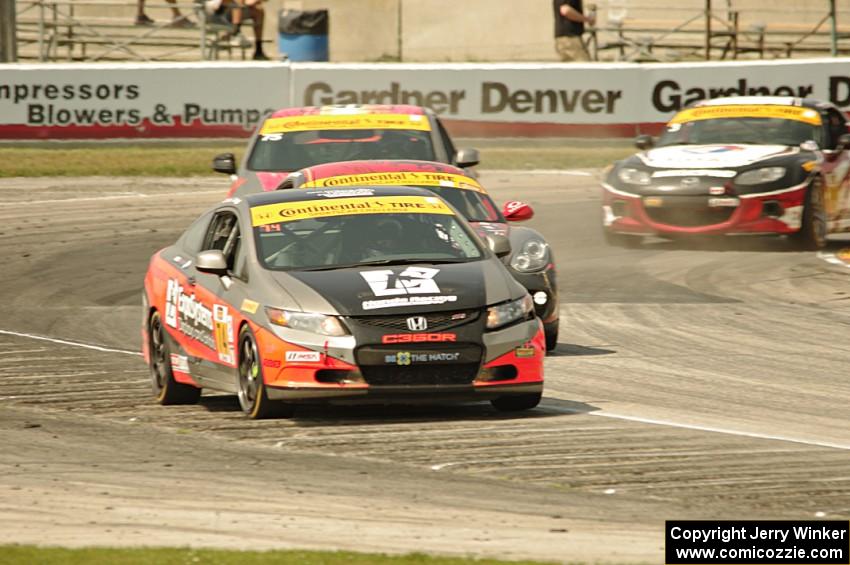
{"left": 142, "top": 185, "right": 545, "bottom": 419}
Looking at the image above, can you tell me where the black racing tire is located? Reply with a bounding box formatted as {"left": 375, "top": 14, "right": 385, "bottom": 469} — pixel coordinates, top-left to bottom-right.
{"left": 603, "top": 228, "right": 643, "bottom": 248}
{"left": 490, "top": 392, "right": 542, "bottom": 412}
{"left": 544, "top": 320, "right": 559, "bottom": 353}
{"left": 789, "top": 179, "right": 827, "bottom": 250}
{"left": 148, "top": 311, "right": 201, "bottom": 405}
{"left": 236, "top": 325, "right": 294, "bottom": 419}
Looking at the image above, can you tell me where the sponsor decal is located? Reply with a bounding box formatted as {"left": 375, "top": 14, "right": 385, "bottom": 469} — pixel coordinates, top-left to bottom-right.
{"left": 384, "top": 351, "right": 462, "bottom": 364}
{"left": 240, "top": 298, "right": 260, "bottom": 314}
{"left": 285, "top": 351, "right": 322, "bottom": 363}
{"left": 669, "top": 104, "right": 822, "bottom": 126}
{"left": 213, "top": 305, "right": 235, "bottom": 364}
{"left": 309, "top": 188, "right": 376, "bottom": 198}
{"left": 263, "top": 359, "right": 282, "bottom": 368}
{"left": 300, "top": 172, "right": 484, "bottom": 192}
{"left": 381, "top": 333, "right": 457, "bottom": 344}
{"left": 709, "top": 186, "right": 726, "bottom": 195}
{"left": 514, "top": 347, "right": 535, "bottom": 358}
{"left": 708, "top": 197, "right": 740, "bottom": 207}
{"left": 644, "top": 197, "right": 664, "bottom": 208}
{"left": 362, "top": 267, "right": 441, "bottom": 296}
{"left": 363, "top": 296, "right": 458, "bottom": 310}
{"left": 164, "top": 279, "right": 216, "bottom": 350}
{"left": 169, "top": 353, "right": 190, "bottom": 373}
{"left": 682, "top": 146, "right": 745, "bottom": 155}
{"left": 251, "top": 195, "right": 453, "bottom": 227}
{"left": 259, "top": 113, "right": 431, "bottom": 135}
{"left": 652, "top": 170, "right": 737, "bottom": 178}
{"left": 360, "top": 267, "right": 458, "bottom": 310}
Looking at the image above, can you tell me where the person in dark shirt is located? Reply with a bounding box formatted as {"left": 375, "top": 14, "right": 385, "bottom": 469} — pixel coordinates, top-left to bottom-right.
{"left": 553, "top": 0, "right": 596, "bottom": 62}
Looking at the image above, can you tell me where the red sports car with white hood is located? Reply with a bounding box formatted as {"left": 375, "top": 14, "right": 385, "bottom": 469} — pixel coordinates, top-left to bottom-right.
{"left": 602, "top": 96, "right": 850, "bottom": 248}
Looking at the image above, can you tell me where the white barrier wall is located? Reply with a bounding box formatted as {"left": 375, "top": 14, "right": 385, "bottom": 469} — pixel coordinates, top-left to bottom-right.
{"left": 0, "top": 62, "right": 290, "bottom": 139}
{"left": 1, "top": 59, "right": 849, "bottom": 139}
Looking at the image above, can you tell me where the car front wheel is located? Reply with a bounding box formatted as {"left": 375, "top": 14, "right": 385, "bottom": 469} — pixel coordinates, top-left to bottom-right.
{"left": 544, "top": 320, "right": 559, "bottom": 352}
{"left": 790, "top": 179, "right": 827, "bottom": 250}
{"left": 236, "top": 326, "right": 293, "bottom": 419}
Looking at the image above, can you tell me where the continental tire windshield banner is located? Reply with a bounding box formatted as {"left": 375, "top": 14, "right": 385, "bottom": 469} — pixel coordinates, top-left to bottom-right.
{"left": 1, "top": 59, "right": 849, "bottom": 139}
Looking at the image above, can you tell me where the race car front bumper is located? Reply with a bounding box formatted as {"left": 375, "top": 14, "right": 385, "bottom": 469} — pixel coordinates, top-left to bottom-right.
{"left": 254, "top": 317, "right": 545, "bottom": 402}
{"left": 602, "top": 182, "right": 808, "bottom": 236}
{"left": 509, "top": 265, "right": 559, "bottom": 326}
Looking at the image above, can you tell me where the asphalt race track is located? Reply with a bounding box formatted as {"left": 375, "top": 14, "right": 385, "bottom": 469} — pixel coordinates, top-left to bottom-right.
{"left": 1, "top": 170, "right": 849, "bottom": 563}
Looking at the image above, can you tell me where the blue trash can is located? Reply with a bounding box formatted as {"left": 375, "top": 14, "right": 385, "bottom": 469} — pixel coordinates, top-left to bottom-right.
{"left": 278, "top": 9, "right": 328, "bottom": 62}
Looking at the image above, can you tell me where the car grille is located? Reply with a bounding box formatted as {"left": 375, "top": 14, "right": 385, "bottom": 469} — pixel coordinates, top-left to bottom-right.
{"left": 350, "top": 309, "right": 480, "bottom": 332}
{"left": 645, "top": 207, "right": 735, "bottom": 227}
{"left": 643, "top": 197, "right": 736, "bottom": 227}
{"left": 356, "top": 343, "right": 482, "bottom": 386}
{"left": 360, "top": 364, "right": 480, "bottom": 386}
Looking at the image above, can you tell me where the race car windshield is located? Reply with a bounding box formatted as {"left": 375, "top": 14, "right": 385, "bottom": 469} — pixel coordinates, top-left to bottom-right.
{"left": 248, "top": 129, "right": 437, "bottom": 172}
{"left": 657, "top": 117, "right": 822, "bottom": 147}
{"left": 255, "top": 213, "right": 484, "bottom": 271}
{"left": 418, "top": 186, "right": 502, "bottom": 222}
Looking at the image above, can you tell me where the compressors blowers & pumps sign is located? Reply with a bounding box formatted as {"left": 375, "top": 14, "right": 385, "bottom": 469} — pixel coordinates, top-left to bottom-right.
{"left": 1, "top": 59, "right": 849, "bottom": 139}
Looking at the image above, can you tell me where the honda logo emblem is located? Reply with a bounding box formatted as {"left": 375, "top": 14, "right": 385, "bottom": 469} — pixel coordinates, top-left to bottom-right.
{"left": 680, "top": 177, "right": 700, "bottom": 189}
{"left": 406, "top": 316, "right": 428, "bottom": 331}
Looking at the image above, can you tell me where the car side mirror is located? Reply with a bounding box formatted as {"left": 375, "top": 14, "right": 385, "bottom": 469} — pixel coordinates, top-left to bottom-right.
{"left": 195, "top": 250, "right": 228, "bottom": 276}
{"left": 635, "top": 135, "right": 654, "bottom": 150}
{"left": 502, "top": 200, "right": 534, "bottom": 222}
{"left": 455, "top": 148, "right": 480, "bottom": 168}
{"left": 485, "top": 234, "right": 511, "bottom": 258}
{"left": 837, "top": 134, "right": 850, "bottom": 151}
{"left": 213, "top": 153, "right": 237, "bottom": 175}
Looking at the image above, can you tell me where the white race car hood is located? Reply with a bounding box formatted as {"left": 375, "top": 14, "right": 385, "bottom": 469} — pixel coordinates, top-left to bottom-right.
{"left": 639, "top": 144, "right": 795, "bottom": 169}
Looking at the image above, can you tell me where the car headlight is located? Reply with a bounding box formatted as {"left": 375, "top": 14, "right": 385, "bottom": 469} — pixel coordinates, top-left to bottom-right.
{"left": 617, "top": 167, "right": 651, "bottom": 185}
{"left": 735, "top": 167, "right": 786, "bottom": 185}
{"left": 265, "top": 308, "right": 348, "bottom": 337}
{"left": 486, "top": 295, "right": 534, "bottom": 330}
{"left": 510, "top": 238, "right": 549, "bottom": 272}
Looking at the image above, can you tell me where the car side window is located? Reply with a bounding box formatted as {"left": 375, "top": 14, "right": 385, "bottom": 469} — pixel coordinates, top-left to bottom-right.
{"left": 202, "top": 211, "right": 243, "bottom": 276}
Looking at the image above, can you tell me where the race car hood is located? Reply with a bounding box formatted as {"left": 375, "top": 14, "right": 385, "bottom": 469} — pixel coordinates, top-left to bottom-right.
{"left": 638, "top": 144, "right": 794, "bottom": 169}
{"left": 272, "top": 260, "right": 518, "bottom": 317}
{"left": 470, "top": 221, "right": 510, "bottom": 239}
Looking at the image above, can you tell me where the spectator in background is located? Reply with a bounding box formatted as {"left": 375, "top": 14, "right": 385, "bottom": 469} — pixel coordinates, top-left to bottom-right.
{"left": 206, "top": 0, "right": 269, "bottom": 60}
{"left": 136, "top": 0, "right": 195, "bottom": 28}
{"left": 553, "top": 0, "right": 596, "bottom": 62}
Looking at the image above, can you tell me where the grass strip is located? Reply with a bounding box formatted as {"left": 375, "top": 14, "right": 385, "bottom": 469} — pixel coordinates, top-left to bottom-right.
{"left": 0, "top": 545, "right": 564, "bottom": 565}
{"left": 0, "top": 139, "right": 634, "bottom": 177}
